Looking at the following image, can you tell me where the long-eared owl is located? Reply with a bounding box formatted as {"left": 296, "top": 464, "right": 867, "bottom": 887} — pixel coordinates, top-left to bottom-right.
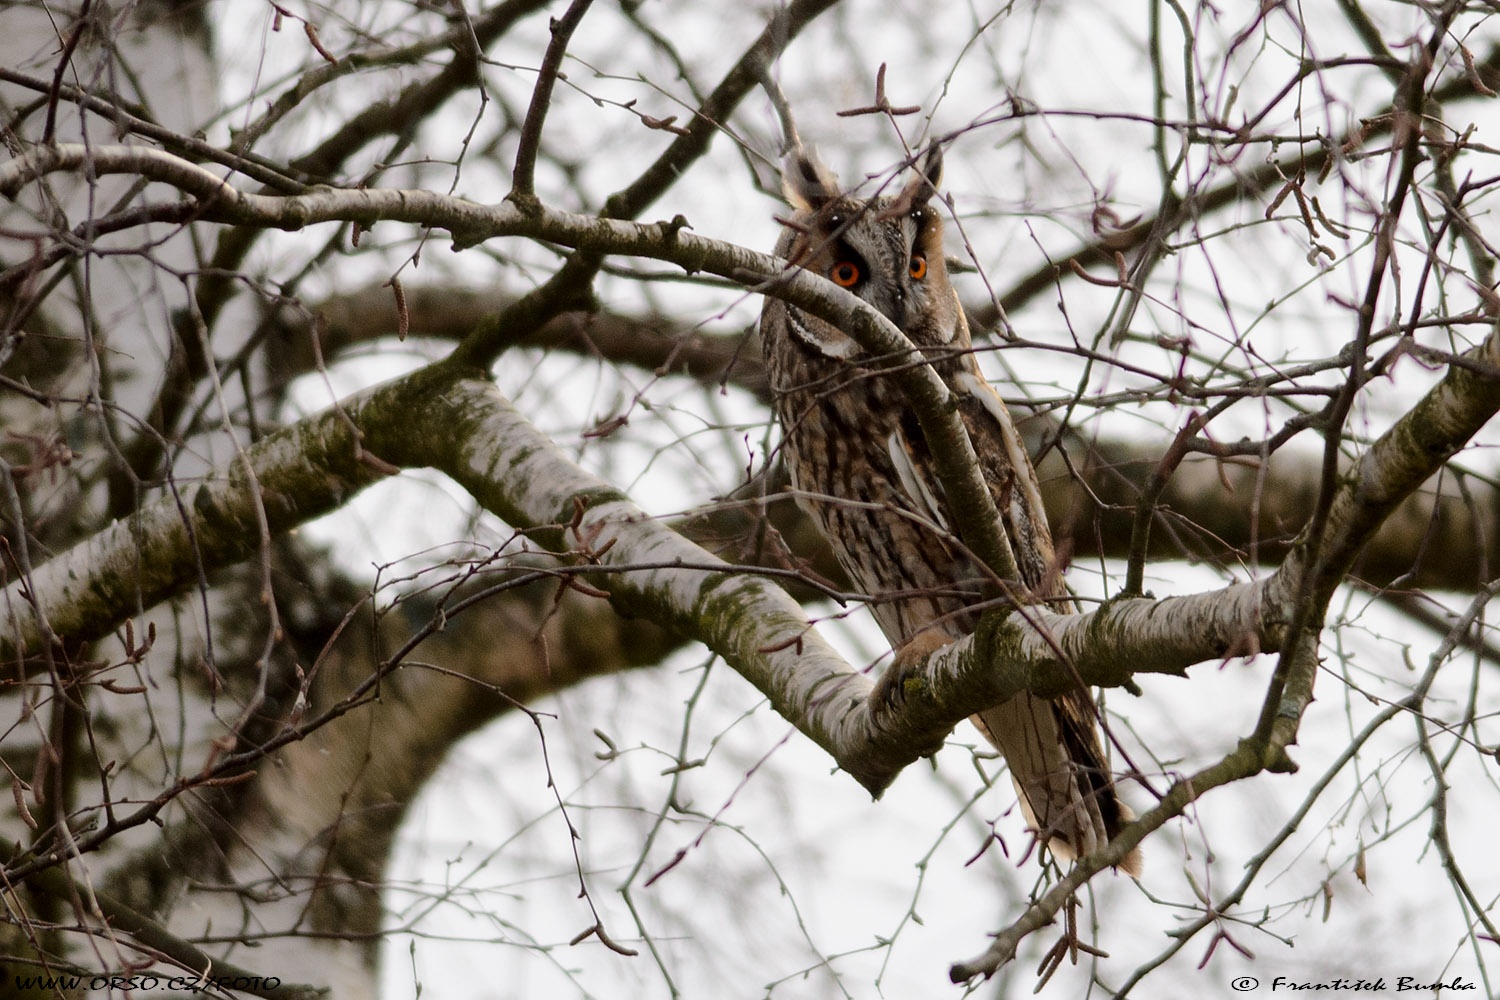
{"left": 759, "top": 145, "right": 1140, "bottom": 874}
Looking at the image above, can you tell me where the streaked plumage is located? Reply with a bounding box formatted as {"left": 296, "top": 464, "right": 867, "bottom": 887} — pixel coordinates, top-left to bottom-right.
{"left": 759, "top": 146, "right": 1140, "bottom": 874}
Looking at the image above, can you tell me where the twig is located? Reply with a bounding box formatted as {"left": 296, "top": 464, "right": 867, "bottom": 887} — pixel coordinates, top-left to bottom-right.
{"left": 42, "top": 0, "right": 90, "bottom": 144}
{"left": 10, "top": 846, "right": 327, "bottom": 999}
{"left": 509, "top": 0, "right": 596, "bottom": 207}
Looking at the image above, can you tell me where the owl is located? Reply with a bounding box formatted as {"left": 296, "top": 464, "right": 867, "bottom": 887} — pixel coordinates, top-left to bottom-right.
{"left": 759, "top": 145, "right": 1141, "bottom": 874}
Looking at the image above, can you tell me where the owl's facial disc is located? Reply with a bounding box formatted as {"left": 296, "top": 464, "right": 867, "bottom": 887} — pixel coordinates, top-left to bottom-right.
{"left": 770, "top": 162, "right": 961, "bottom": 358}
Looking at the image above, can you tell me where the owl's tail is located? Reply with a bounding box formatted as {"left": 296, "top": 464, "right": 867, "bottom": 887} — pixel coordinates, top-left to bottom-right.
{"left": 972, "top": 693, "right": 1143, "bottom": 877}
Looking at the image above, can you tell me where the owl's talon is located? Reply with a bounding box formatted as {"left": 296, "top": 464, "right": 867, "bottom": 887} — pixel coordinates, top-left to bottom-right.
{"left": 872, "top": 628, "right": 954, "bottom": 711}
{"left": 893, "top": 628, "right": 953, "bottom": 670}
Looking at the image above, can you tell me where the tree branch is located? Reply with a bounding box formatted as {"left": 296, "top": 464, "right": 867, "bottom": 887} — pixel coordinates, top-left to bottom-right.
{"left": 0, "top": 364, "right": 1279, "bottom": 796}
{"left": 6, "top": 143, "right": 1500, "bottom": 800}
{"left": 0, "top": 385, "right": 392, "bottom": 658}
{"left": 950, "top": 305, "right": 1500, "bottom": 981}
{"left": 286, "top": 283, "right": 1500, "bottom": 594}
{"left": 975, "top": 39, "right": 1500, "bottom": 328}
{"left": 0, "top": 141, "right": 1023, "bottom": 596}
{"left": 10, "top": 843, "right": 326, "bottom": 999}
{"left": 509, "top": 0, "right": 596, "bottom": 205}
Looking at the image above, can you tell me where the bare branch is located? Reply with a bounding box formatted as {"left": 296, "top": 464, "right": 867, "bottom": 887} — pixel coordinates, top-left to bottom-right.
{"left": 509, "top": 0, "right": 597, "bottom": 206}
{"left": 10, "top": 843, "right": 327, "bottom": 999}
{"left": 0, "top": 140, "right": 1022, "bottom": 594}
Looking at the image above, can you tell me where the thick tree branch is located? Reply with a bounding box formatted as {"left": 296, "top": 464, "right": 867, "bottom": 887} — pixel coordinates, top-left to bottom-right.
{"left": 0, "top": 398, "right": 391, "bottom": 658}
{"left": 880, "top": 581, "right": 1282, "bottom": 722}
{"left": 5, "top": 142, "right": 1500, "bottom": 802}
{"left": 0, "top": 364, "right": 1305, "bottom": 801}
{"left": 0, "top": 142, "right": 1023, "bottom": 593}
{"left": 949, "top": 312, "right": 1500, "bottom": 980}
{"left": 359, "top": 377, "right": 1289, "bottom": 794}
{"left": 288, "top": 284, "right": 1500, "bottom": 594}
{"left": 355, "top": 375, "right": 901, "bottom": 790}
{"left": 1260, "top": 315, "right": 1500, "bottom": 758}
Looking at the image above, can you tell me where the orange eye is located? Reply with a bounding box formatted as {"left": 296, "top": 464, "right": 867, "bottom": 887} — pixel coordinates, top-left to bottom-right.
{"left": 908, "top": 254, "right": 928, "bottom": 280}
{"left": 829, "top": 260, "right": 861, "bottom": 287}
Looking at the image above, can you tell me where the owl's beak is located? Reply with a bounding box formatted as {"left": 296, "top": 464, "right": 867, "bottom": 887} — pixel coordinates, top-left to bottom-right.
{"left": 883, "top": 284, "right": 909, "bottom": 326}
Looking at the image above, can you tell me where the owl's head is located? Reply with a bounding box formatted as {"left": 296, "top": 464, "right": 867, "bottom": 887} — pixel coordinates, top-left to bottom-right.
{"left": 768, "top": 145, "right": 964, "bottom": 359}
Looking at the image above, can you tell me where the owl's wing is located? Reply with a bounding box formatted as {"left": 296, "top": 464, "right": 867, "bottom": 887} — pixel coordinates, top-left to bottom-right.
{"left": 949, "top": 366, "right": 1144, "bottom": 874}
{"left": 885, "top": 429, "right": 950, "bottom": 533}
{"left": 951, "top": 369, "right": 1058, "bottom": 586}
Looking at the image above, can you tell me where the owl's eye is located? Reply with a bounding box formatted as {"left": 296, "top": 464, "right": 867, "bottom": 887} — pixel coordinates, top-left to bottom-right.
{"left": 829, "top": 260, "right": 861, "bottom": 287}
{"left": 908, "top": 254, "right": 928, "bottom": 280}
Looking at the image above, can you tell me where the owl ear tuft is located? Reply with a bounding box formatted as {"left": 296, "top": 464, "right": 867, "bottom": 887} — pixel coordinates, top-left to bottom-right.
{"left": 782, "top": 148, "right": 841, "bottom": 211}
{"left": 878, "top": 144, "right": 945, "bottom": 221}
{"left": 903, "top": 144, "right": 944, "bottom": 208}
